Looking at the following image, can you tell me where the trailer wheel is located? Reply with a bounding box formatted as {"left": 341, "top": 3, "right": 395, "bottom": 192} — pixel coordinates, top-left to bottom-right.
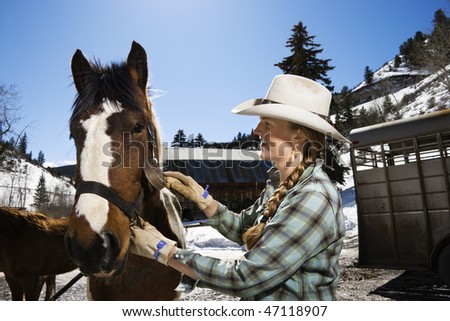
{"left": 438, "top": 244, "right": 450, "bottom": 286}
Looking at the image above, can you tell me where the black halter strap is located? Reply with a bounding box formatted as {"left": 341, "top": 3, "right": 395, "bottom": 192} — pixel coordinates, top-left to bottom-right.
{"left": 76, "top": 181, "right": 143, "bottom": 226}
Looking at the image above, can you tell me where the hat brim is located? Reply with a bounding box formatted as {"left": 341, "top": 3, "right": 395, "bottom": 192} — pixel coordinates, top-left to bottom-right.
{"left": 231, "top": 98, "right": 350, "bottom": 143}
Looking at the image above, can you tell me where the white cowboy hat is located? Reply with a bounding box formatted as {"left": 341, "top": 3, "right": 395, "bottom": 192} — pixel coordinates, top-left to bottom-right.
{"left": 231, "top": 74, "right": 349, "bottom": 143}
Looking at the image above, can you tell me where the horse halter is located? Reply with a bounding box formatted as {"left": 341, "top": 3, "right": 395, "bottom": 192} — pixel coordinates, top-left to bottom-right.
{"left": 76, "top": 181, "right": 144, "bottom": 225}
{"left": 74, "top": 124, "right": 160, "bottom": 227}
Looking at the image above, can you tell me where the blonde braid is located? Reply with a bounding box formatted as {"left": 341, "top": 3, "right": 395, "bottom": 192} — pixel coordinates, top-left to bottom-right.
{"left": 242, "top": 124, "right": 324, "bottom": 250}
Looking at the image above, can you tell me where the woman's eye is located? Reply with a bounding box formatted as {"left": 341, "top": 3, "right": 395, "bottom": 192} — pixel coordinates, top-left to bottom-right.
{"left": 132, "top": 123, "right": 145, "bottom": 133}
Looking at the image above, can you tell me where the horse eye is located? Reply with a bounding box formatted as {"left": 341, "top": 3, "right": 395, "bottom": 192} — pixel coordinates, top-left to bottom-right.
{"left": 132, "top": 123, "right": 145, "bottom": 134}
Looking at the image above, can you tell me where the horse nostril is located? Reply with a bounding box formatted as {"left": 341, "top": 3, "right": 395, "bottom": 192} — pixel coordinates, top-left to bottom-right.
{"left": 102, "top": 231, "right": 121, "bottom": 269}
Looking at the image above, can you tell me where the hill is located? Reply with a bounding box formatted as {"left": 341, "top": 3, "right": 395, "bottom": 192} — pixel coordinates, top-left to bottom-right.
{"left": 351, "top": 59, "right": 449, "bottom": 117}
{"left": 0, "top": 151, "right": 75, "bottom": 216}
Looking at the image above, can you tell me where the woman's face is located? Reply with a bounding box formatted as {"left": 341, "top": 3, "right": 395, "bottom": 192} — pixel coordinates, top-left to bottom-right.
{"left": 253, "top": 117, "right": 300, "bottom": 165}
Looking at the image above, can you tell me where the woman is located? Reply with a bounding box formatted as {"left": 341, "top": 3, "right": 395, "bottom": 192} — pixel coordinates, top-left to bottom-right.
{"left": 130, "top": 75, "right": 349, "bottom": 300}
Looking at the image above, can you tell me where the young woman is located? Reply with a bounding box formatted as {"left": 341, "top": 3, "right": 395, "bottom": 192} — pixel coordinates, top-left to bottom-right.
{"left": 130, "top": 75, "right": 349, "bottom": 300}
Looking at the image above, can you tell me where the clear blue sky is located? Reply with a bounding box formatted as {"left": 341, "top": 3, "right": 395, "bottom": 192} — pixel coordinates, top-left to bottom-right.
{"left": 1, "top": 0, "right": 448, "bottom": 165}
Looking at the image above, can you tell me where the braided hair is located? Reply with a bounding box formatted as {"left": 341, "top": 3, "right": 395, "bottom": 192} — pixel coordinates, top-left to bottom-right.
{"left": 242, "top": 123, "right": 325, "bottom": 250}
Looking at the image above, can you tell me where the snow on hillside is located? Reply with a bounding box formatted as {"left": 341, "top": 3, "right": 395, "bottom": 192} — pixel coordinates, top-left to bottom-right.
{"left": 352, "top": 60, "right": 449, "bottom": 117}
{"left": 0, "top": 156, "right": 75, "bottom": 209}
{"left": 353, "top": 58, "right": 431, "bottom": 92}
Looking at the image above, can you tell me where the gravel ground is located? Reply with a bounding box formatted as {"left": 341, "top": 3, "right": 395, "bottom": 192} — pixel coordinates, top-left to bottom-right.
{"left": 1, "top": 230, "right": 416, "bottom": 301}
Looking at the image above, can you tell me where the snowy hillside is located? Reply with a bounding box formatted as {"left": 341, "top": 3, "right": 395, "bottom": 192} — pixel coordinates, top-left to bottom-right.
{"left": 0, "top": 155, "right": 75, "bottom": 210}
{"left": 352, "top": 60, "right": 449, "bottom": 117}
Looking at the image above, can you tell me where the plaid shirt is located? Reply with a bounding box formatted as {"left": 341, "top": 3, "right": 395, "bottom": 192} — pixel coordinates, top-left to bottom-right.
{"left": 174, "top": 160, "right": 345, "bottom": 300}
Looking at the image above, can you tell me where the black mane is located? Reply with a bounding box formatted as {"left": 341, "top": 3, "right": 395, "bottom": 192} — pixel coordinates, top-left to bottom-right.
{"left": 71, "top": 60, "right": 146, "bottom": 121}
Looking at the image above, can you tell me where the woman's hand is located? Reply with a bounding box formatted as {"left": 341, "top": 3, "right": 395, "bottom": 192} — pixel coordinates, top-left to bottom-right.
{"left": 164, "top": 171, "right": 213, "bottom": 210}
{"left": 129, "top": 221, "right": 177, "bottom": 266}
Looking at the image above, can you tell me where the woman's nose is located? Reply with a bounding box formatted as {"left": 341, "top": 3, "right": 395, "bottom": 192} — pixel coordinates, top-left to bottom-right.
{"left": 253, "top": 122, "right": 262, "bottom": 136}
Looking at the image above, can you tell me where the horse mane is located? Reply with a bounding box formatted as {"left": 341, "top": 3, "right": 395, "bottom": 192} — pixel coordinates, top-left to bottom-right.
{"left": 0, "top": 207, "right": 68, "bottom": 233}
{"left": 70, "top": 59, "right": 163, "bottom": 163}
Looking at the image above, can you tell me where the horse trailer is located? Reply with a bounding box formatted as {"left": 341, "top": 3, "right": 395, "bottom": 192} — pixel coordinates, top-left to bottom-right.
{"left": 349, "top": 109, "right": 450, "bottom": 285}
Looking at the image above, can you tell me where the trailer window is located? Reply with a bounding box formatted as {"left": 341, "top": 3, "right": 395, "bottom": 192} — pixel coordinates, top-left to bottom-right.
{"left": 352, "top": 130, "right": 450, "bottom": 171}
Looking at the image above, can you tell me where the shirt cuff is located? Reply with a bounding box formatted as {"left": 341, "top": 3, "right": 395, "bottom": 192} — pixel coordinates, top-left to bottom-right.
{"left": 172, "top": 248, "right": 197, "bottom": 265}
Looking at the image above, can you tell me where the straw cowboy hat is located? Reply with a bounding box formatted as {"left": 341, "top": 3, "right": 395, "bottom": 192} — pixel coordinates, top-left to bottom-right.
{"left": 231, "top": 74, "right": 349, "bottom": 143}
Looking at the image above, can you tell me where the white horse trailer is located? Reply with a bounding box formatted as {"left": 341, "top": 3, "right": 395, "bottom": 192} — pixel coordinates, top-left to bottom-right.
{"left": 350, "top": 109, "right": 450, "bottom": 285}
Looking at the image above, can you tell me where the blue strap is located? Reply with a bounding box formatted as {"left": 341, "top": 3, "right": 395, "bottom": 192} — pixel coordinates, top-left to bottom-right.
{"left": 154, "top": 240, "right": 167, "bottom": 260}
{"left": 201, "top": 185, "right": 209, "bottom": 199}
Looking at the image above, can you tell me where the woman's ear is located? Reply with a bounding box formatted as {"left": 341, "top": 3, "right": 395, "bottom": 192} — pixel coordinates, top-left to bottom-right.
{"left": 294, "top": 130, "right": 305, "bottom": 143}
{"left": 292, "top": 130, "right": 305, "bottom": 152}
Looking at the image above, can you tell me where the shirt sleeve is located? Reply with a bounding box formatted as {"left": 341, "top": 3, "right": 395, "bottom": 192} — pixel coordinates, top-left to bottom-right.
{"left": 174, "top": 190, "right": 338, "bottom": 298}
{"left": 203, "top": 192, "right": 267, "bottom": 245}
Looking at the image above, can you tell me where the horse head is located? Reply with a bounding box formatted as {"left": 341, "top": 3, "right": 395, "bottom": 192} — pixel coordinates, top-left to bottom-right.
{"left": 65, "top": 41, "right": 165, "bottom": 276}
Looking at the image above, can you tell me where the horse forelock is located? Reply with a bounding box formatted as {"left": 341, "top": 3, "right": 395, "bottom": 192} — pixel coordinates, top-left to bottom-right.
{"left": 70, "top": 60, "right": 144, "bottom": 122}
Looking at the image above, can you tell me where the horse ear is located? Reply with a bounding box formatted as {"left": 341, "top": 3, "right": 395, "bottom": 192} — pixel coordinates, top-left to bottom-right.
{"left": 71, "top": 49, "right": 93, "bottom": 93}
{"left": 127, "top": 41, "right": 148, "bottom": 92}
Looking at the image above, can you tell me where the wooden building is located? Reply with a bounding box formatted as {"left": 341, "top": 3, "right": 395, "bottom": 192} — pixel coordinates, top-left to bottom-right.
{"left": 163, "top": 148, "right": 270, "bottom": 219}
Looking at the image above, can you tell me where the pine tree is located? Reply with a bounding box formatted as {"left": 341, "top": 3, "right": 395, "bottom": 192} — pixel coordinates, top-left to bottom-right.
{"left": 400, "top": 32, "right": 428, "bottom": 69}
{"left": 382, "top": 95, "right": 396, "bottom": 117}
{"left": 275, "top": 21, "right": 334, "bottom": 91}
{"left": 195, "top": 133, "right": 206, "bottom": 147}
{"left": 426, "top": 9, "right": 450, "bottom": 90}
{"left": 172, "top": 129, "right": 187, "bottom": 144}
{"left": 364, "top": 66, "right": 374, "bottom": 85}
{"left": 394, "top": 55, "right": 402, "bottom": 69}
{"left": 37, "top": 150, "right": 45, "bottom": 166}
{"left": 32, "top": 173, "right": 50, "bottom": 211}
{"left": 335, "top": 86, "right": 355, "bottom": 137}
{"left": 18, "top": 132, "right": 28, "bottom": 155}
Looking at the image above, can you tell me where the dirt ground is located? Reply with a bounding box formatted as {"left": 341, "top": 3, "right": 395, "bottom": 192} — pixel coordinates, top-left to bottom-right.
{"left": 1, "top": 231, "right": 448, "bottom": 301}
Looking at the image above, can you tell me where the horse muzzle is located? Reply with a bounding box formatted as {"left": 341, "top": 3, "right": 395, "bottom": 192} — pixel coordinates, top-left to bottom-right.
{"left": 65, "top": 230, "right": 126, "bottom": 276}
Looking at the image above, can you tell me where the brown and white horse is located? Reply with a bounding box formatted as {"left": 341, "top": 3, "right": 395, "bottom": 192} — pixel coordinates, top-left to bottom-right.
{"left": 64, "top": 41, "right": 185, "bottom": 300}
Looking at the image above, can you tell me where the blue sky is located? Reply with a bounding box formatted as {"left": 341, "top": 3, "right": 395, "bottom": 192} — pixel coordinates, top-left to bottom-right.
{"left": 1, "top": 0, "right": 448, "bottom": 165}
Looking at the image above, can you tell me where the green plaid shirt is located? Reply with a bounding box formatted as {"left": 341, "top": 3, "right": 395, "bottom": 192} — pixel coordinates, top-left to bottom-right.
{"left": 174, "top": 160, "right": 345, "bottom": 300}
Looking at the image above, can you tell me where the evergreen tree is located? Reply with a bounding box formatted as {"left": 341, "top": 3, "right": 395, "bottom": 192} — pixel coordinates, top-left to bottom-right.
{"left": 394, "top": 55, "right": 402, "bottom": 69}
{"left": 355, "top": 107, "right": 383, "bottom": 128}
{"left": 426, "top": 9, "right": 450, "bottom": 90}
{"left": 382, "top": 95, "right": 396, "bottom": 116}
{"left": 37, "top": 150, "right": 45, "bottom": 166}
{"left": 409, "top": 32, "right": 428, "bottom": 68}
{"left": 275, "top": 21, "right": 334, "bottom": 90}
{"left": 32, "top": 173, "right": 50, "bottom": 211}
{"left": 400, "top": 32, "right": 428, "bottom": 69}
{"left": 364, "top": 66, "right": 374, "bottom": 84}
{"left": 172, "top": 129, "right": 187, "bottom": 144}
{"left": 335, "top": 86, "right": 355, "bottom": 137}
{"left": 18, "top": 132, "right": 28, "bottom": 155}
{"left": 195, "top": 133, "right": 206, "bottom": 147}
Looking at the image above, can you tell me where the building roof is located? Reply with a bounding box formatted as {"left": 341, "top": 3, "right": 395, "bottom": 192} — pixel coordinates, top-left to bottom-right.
{"left": 163, "top": 160, "right": 271, "bottom": 184}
